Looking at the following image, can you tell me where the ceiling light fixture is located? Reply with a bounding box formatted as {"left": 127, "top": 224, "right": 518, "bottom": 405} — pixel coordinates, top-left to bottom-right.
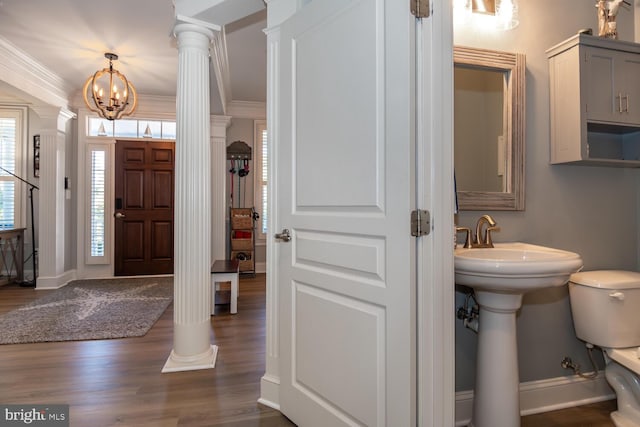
{"left": 83, "top": 53, "right": 138, "bottom": 121}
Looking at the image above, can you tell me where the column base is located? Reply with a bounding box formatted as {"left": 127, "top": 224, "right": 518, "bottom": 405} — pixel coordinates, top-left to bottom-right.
{"left": 162, "top": 344, "right": 218, "bottom": 373}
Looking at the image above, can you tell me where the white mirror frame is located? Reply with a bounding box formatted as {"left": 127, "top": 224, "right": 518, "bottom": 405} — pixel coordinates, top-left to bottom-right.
{"left": 454, "top": 46, "right": 526, "bottom": 211}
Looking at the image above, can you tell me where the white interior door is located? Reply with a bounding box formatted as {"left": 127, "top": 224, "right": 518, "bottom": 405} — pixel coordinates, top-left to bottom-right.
{"left": 274, "top": 0, "right": 416, "bottom": 425}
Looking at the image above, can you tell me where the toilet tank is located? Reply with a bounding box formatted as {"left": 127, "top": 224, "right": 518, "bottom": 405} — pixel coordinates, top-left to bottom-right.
{"left": 568, "top": 270, "right": 640, "bottom": 348}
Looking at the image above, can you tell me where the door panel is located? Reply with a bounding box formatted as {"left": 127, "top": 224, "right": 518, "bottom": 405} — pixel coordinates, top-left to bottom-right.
{"left": 115, "top": 140, "right": 174, "bottom": 276}
{"left": 153, "top": 171, "right": 173, "bottom": 208}
{"left": 151, "top": 221, "right": 172, "bottom": 259}
{"left": 276, "top": 0, "right": 415, "bottom": 425}
{"left": 294, "top": 283, "right": 385, "bottom": 427}
{"left": 124, "top": 170, "right": 144, "bottom": 208}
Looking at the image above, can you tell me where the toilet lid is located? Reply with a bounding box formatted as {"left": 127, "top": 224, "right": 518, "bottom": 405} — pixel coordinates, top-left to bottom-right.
{"left": 606, "top": 347, "right": 640, "bottom": 373}
{"left": 570, "top": 270, "right": 640, "bottom": 289}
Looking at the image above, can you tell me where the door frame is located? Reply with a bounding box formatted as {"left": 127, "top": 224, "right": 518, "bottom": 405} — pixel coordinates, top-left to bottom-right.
{"left": 259, "top": 0, "right": 455, "bottom": 425}
{"left": 416, "top": 1, "right": 456, "bottom": 425}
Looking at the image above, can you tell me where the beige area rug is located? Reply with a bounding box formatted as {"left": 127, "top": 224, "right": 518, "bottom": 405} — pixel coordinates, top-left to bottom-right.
{"left": 0, "top": 277, "right": 173, "bottom": 344}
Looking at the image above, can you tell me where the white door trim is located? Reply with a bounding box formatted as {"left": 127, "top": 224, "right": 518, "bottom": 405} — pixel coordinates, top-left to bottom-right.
{"left": 416, "top": 0, "right": 456, "bottom": 425}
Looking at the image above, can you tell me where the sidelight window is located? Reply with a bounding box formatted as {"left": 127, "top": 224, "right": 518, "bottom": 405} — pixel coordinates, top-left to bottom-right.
{"left": 86, "top": 144, "right": 110, "bottom": 264}
{"left": 254, "top": 120, "right": 268, "bottom": 240}
{"left": 0, "top": 108, "right": 26, "bottom": 230}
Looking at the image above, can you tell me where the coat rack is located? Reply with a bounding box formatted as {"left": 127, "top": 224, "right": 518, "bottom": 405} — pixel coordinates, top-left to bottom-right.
{"left": 226, "top": 140, "right": 252, "bottom": 160}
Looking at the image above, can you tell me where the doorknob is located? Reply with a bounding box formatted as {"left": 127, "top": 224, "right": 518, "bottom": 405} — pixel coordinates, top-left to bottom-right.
{"left": 114, "top": 212, "right": 126, "bottom": 219}
{"left": 274, "top": 228, "right": 291, "bottom": 242}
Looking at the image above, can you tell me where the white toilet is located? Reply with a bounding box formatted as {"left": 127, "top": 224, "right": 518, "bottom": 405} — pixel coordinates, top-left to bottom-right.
{"left": 568, "top": 270, "right": 640, "bottom": 427}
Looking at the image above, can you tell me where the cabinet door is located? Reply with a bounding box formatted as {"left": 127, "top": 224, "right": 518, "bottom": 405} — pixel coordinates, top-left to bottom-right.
{"left": 585, "top": 47, "right": 640, "bottom": 125}
{"left": 584, "top": 47, "right": 617, "bottom": 122}
{"left": 618, "top": 55, "right": 640, "bottom": 124}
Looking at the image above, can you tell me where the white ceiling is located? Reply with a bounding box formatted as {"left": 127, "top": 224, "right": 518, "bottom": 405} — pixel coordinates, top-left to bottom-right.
{"left": 0, "top": 0, "right": 267, "bottom": 113}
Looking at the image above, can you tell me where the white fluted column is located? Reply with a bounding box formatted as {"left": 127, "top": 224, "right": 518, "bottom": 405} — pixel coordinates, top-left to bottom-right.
{"left": 34, "top": 107, "right": 75, "bottom": 289}
{"left": 163, "top": 22, "right": 217, "bottom": 373}
{"left": 211, "top": 116, "right": 231, "bottom": 263}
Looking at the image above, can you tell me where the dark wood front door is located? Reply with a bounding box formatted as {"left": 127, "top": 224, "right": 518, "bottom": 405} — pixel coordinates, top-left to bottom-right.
{"left": 114, "top": 140, "right": 174, "bottom": 276}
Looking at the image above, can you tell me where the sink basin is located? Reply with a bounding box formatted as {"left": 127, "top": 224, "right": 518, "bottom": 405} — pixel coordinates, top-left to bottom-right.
{"left": 455, "top": 242, "right": 583, "bottom": 427}
{"left": 455, "top": 242, "right": 583, "bottom": 293}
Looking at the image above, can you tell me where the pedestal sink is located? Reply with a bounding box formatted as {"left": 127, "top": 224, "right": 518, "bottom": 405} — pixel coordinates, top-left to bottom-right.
{"left": 455, "top": 242, "right": 583, "bottom": 427}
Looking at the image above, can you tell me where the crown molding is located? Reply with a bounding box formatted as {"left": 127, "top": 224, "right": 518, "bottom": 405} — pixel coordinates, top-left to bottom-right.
{"left": 212, "top": 115, "right": 232, "bottom": 125}
{"left": 211, "top": 30, "right": 232, "bottom": 115}
{"left": 0, "top": 36, "right": 70, "bottom": 109}
{"left": 72, "top": 92, "right": 177, "bottom": 119}
{"left": 30, "top": 105, "right": 77, "bottom": 132}
{"left": 264, "top": 0, "right": 297, "bottom": 28}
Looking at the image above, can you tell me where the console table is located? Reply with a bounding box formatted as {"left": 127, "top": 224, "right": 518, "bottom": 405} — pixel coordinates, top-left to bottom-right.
{"left": 0, "top": 228, "right": 25, "bottom": 284}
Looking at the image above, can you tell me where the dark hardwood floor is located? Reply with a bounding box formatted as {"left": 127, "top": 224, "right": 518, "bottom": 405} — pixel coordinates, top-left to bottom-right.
{"left": 0, "top": 274, "right": 294, "bottom": 427}
{"left": 521, "top": 400, "right": 616, "bottom": 427}
{"left": 0, "top": 274, "right": 618, "bottom": 426}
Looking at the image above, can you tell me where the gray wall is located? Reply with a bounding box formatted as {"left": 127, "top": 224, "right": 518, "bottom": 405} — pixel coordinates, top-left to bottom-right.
{"left": 454, "top": 1, "right": 638, "bottom": 391}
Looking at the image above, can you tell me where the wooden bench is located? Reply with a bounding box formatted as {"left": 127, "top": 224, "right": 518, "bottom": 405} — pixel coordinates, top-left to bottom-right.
{"left": 211, "top": 259, "right": 239, "bottom": 315}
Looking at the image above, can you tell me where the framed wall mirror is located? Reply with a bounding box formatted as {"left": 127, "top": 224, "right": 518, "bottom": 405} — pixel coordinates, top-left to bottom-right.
{"left": 454, "top": 46, "right": 525, "bottom": 211}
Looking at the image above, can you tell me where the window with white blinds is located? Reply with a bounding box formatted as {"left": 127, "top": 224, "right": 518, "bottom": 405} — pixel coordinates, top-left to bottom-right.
{"left": 86, "top": 144, "right": 110, "bottom": 264}
{"left": 0, "top": 108, "right": 25, "bottom": 230}
{"left": 254, "top": 120, "right": 268, "bottom": 240}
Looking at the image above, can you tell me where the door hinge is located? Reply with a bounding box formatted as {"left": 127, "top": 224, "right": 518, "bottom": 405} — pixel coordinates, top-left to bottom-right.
{"left": 411, "top": 0, "right": 430, "bottom": 18}
{"left": 411, "top": 209, "right": 431, "bottom": 237}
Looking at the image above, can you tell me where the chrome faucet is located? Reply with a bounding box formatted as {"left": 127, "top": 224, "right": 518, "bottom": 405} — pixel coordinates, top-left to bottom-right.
{"left": 474, "top": 214, "right": 498, "bottom": 248}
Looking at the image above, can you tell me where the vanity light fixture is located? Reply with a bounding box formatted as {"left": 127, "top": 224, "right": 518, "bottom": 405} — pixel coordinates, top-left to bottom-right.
{"left": 455, "top": 0, "right": 519, "bottom": 31}
{"left": 83, "top": 53, "right": 138, "bottom": 121}
{"left": 495, "top": 0, "right": 519, "bottom": 30}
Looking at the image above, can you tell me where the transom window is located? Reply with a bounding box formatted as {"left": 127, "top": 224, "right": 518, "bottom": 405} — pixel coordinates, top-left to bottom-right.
{"left": 87, "top": 117, "right": 176, "bottom": 139}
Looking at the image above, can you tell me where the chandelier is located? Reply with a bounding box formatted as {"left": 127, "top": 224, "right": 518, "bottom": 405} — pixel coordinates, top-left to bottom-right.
{"left": 83, "top": 53, "right": 138, "bottom": 120}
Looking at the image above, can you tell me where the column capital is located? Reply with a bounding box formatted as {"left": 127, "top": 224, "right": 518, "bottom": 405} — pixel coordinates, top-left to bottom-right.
{"left": 31, "top": 106, "right": 76, "bottom": 133}
{"left": 173, "top": 21, "right": 216, "bottom": 43}
{"left": 211, "top": 115, "right": 232, "bottom": 139}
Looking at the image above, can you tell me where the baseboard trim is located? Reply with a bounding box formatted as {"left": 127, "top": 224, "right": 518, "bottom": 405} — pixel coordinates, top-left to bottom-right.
{"left": 259, "top": 374, "right": 280, "bottom": 410}
{"left": 36, "top": 269, "right": 77, "bottom": 290}
{"left": 455, "top": 372, "right": 615, "bottom": 426}
{"left": 255, "top": 262, "right": 266, "bottom": 274}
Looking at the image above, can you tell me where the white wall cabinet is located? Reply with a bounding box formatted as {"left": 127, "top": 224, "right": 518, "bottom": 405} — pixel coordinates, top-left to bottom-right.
{"left": 548, "top": 34, "right": 640, "bottom": 166}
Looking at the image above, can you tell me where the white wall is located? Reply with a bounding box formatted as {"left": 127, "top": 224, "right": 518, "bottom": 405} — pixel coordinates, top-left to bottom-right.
{"left": 226, "top": 117, "right": 266, "bottom": 269}
{"left": 454, "top": 0, "right": 638, "bottom": 391}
